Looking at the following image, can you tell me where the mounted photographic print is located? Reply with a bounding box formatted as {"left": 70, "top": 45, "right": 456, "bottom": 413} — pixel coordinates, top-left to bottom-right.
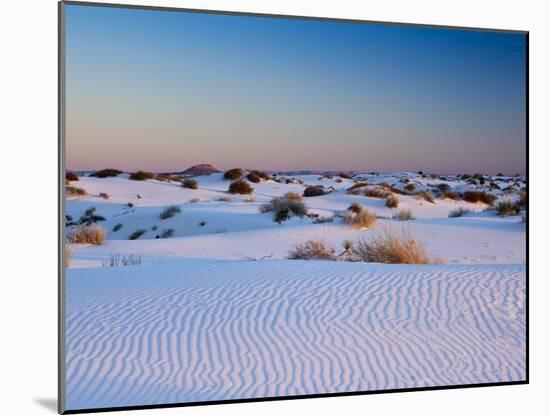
{"left": 59, "top": 1, "right": 528, "bottom": 413}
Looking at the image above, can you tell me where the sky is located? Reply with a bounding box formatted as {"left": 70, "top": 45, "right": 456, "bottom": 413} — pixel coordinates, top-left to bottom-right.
{"left": 64, "top": 4, "right": 527, "bottom": 175}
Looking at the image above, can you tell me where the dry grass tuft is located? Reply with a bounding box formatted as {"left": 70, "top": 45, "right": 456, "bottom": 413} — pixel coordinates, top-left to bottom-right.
{"left": 353, "top": 227, "right": 441, "bottom": 264}
{"left": 99, "top": 192, "right": 110, "bottom": 199}
{"left": 364, "top": 187, "right": 391, "bottom": 199}
{"left": 496, "top": 201, "right": 521, "bottom": 216}
{"left": 448, "top": 207, "right": 473, "bottom": 218}
{"left": 224, "top": 168, "right": 243, "bottom": 180}
{"left": 228, "top": 180, "right": 253, "bottom": 194}
{"left": 417, "top": 189, "right": 436, "bottom": 204}
{"left": 66, "top": 186, "right": 87, "bottom": 197}
{"left": 303, "top": 185, "right": 326, "bottom": 197}
{"left": 343, "top": 204, "right": 377, "bottom": 229}
{"left": 392, "top": 209, "right": 414, "bottom": 221}
{"left": 283, "top": 192, "right": 303, "bottom": 201}
{"left": 66, "top": 171, "right": 79, "bottom": 182}
{"left": 385, "top": 195, "right": 399, "bottom": 208}
{"left": 288, "top": 239, "right": 335, "bottom": 260}
{"left": 462, "top": 191, "right": 497, "bottom": 206}
{"left": 69, "top": 225, "right": 106, "bottom": 245}
{"left": 129, "top": 170, "right": 154, "bottom": 181}
{"left": 182, "top": 179, "right": 198, "bottom": 189}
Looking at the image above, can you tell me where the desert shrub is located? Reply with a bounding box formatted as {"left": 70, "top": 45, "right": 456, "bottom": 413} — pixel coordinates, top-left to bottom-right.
{"left": 364, "top": 187, "right": 390, "bottom": 199}
{"left": 159, "top": 205, "right": 181, "bottom": 220}
{"left": 66, "top": 186, "right": 87, "bottom": 197}
{"left": 99, "top": 192, "right": 110, "bottom": 199}
{"left": 303, "top": 185, "right": 326, "bottom": 197}
{"left": 353, "top": 227, "right": 439, "bottom": 264}
{"left": 66, "top": 171, "right": 79, "bottom": 182}
{"left": 283, "top": 192, "right": 302, "bottom": 201}
{"left": 158, "top": 228, "right": 175, "bottom": 238}
{"left": 103, "top": 253, "right": 142, "bottom": 267}
{"left": 347, "top": 201, "right": 362, "bottom": 214}
{"left": 496, "top": 201, "right": 521, "bottom": 216}
{"left": 440, "top": 190, "right": 461, "bottom": 200}
{"left": 260, "top": 195, "right": 307, "bottom": 221}
{"left": 448, "top": 207, "right": 473, "bottom": 218}
{"left": 246, "top": 171, "right": 261, "bottom": 183}
{"left": 404, "top": 183, "right": 416, "bottom": 192}
{"left": 112, "top": 223, "right": 123, "bottom": 232}
{"left": 243, "top": 197, "right": 256, "bottom": 203}
{"left": 436, "top": 183, "right": 451, "bottom": 193}
{"left": 91, "top": 168, "right": 122, "bottom": 178}
{"left": 462, "top": 191, "right": 497, "bottom": 205}
{"left": 182, "top": 179, "right": 198, "bottom": 189}
{"left": 128, "top": 229, "right": 147, "bottom": 240}
{"left": 518, "top": 192, "right": 527, "bottom": 208}
{"left": 417, "top": 189, "right": 435, "bottom": 204}
{"left": 392, "top": 209, "right": 414, "bottom": 221}
{"left": 69, "top": 225, "right": 106, "bottom": 245}
{"left": 224, "top": 168, "right": 243, "bottom": 180}
{"left": 343, "top": 206, "right": 377, "bottom": 229}
{"left": 64, "top": 244, "right": 72, "bottom": 268}
{"left": 274, "top": 208, "right": 290, "bottom": 223}
{"left": 217, "top": 196, "right": 231, "bottom": 202}
{"left": 189, "top": 197, "right": 200, "bottom": 203}
{"left": 228, "top": 180, "right": 253, "bottom": 194}
{"left": 129, "top": 170, "right": 154, "bottom": 181}
{"left": 288, "top": 240, "right": 335, "bottom": 260}
{"left": 385, "top": 195, "right": 399, "bottom": 208}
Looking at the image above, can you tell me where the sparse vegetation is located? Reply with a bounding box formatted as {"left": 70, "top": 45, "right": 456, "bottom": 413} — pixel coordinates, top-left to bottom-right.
{"left": 159, "top": 205, "right": 181, "bottom": 220}
{"left": 103, "top": 253, "right": 142, "bottom": 267}
{"left": 182, "top": 179, "right": 198, "bottom": 189}
{"left": 353, "top": 227, "right": 440, "bottom": 264}
{"left": 66, "top": 171, "right": 79, "bottom": 182}
{"left": 303, "top": 185, "right": 326, "bottom": 197}
{"left": 128, "top": 229, "right": 147, "bottom": 240}
{"left": 246, "top": 170, "right": 268, "bottom": 183}
{"left": 404, "top": 183, "right": 416, "bottom": 192}
{"left": 224, "top": 168, "right": 243, "bottom": 180}
{"left": 417, "top": 189, "right": 435, "bottom": 204}
{"left": 385, "top": 195, "right": 399, "bottom": 208}
{"left": 448, "top": 207, "right": 473, "bottom": 218}
{"left": 99, "top": 192, "right": 110, "bottom": 199}
{"left": 158, "top": 228, "right": 175, "bottom": 238}
{"left": 283, "top": 192, "right": 302, "bottom": 201}
{"left": 462, "top": 191, "right": 498, "bottom": 206}
{"left": 91, "top": 168, "right": 122, "bottom": 178}
{"left": 343, "top": 204, "right": 377, "bottom": 229}
{"left": 392, "top": 209, "right": 414, "bottom": 221}
{"left": 260, "top": 194, "right": 308, "bottom": 222}
{"left": 440, "top": 190, "right": 461, "bottom": 200}
{"left": 129, "top": 170, "right": 154, "bottom": 181}
{"left": 496, "top": 201, "right": 521, "bottom": 216}
{"left": 228, "top": 180, "right": 253, "bottom": 194}
{"left": 288, "top": 239, "right": 335, "bottom": 260}
{"left": 66, "top": 186, "right": 87, "bottom": 197}
{"left": 364, "top": 187, "right": 391, "bottom": 199}
{"left": 112, "top": 223, "right": 123, "bottom": 232}
{"left": 69, "top": 225, "right": 106, "bottom": 245}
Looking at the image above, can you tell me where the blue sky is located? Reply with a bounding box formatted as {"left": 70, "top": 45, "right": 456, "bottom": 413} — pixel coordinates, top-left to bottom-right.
{"left": 65, "top": 4, "right": 526, "bottom": 174}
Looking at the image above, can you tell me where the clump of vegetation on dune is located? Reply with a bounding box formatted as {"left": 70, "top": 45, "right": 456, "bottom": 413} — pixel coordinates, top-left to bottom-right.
{"left": 182, "top": 178, "right": 198, "bottom": 189}
{"left": 303, "top": 185, "right": 327, "bottom": 197}
{"left": 246, "top": 170, "right": 269, "bottom": 183}
{"left": 448, "top": 207, "right": 473, "bottom": 218}
{"left": 462, "top": 190, "right": 497, "bottom": 206}
{"left": 224, "top": 168, "right": 243, "bottom": 180}
{"left": 496, "top": 201, "right": 521, "bottom": 216}
{"left": 69, "top": 225, "right": 106, "bottom": 245}
{"left": 346, "top": 182, "right": 369, "bottom": 194}
{"left": 159, "top": 205, "right": 181, "bottom": 220}
{"left": 353, "top": 227, "right": 442, "bottom": 264}
{"left": 385, "top": 195, "right": 399, "bottom": 208}
{"left": 103, "top": 253, "right": 142, "bottom": 267}
{"left": 66, "top": 186, "right": 87, "bottom": 197}
{"left": 128, "top": 229, "right": 147, "bottom": 240}
{"left": 343, "top": 203, "right": 377, "bottom": 229}
{"left": 417, "top": 189, "right": 436, "bottom": 204}
{"left": 66, "top": 171, "right": 79, "bottom": 182}
{"left": 364, "top": 187, "right": 391, "bottom": 199}
{"left": 112, "top": 223, "right": 123, "bottom": 232}
{"left": 283, "top": 191, "right": 302, "bottom": 201}
{"left": 288, "top": 239, "right": 335, "bottom": 260}
{"left": 91, "top": 168, "right": 123, "bottom": 178}
{"left": 404, "top": 183, "right": 416, "bottom": 193}
{"left": 392, "top": 209, "right": 414, "bottom": 221}
{"left": 99, "top": 192, "right": 110, "bottom": 199}
{"left": 260, "top": 193, "right": 307, "bottom": 223}
{"left": 228, "top": 179, "right": 253, "bottom": 194}
{"left": 129, "top": 170, "right": 154, "bottom": 181}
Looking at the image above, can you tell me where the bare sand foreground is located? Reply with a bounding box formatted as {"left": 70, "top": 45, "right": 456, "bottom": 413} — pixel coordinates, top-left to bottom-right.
{"left": 64, "top": 171, "right": 526, "bottom": 410}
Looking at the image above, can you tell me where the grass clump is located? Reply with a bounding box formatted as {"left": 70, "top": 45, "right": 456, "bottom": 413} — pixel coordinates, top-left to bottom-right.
{"left": 404, "top": 183, "right": 416, "bottom": 192}
{"left": 364, "top": 187, "right": 391, "bottom": 199}
{"left": 103, "top": 253, "right": 142, "bottom": 267}
{"left": 260, "top": 194, "right": 308, "bottom": 222}
{"left": 353, "top": 227, "right": 440, "bottom": 264}
{"left": 496, "top": 201, "right": 521, "bottom": 216}
{"left": 283, "top": 192, "right": 302, "bottom": 201}
{"left": 182, "top": 179, "right": 198, "bottom": 189}
{"left": 417, "top": 189, "right": 435, "bottom": 204}
{"left": 228, "top": 180, "right": 253, "bottom": 194}
{"left": 448, "top": 207, "right": 473, "bottom": 218}
{"left": 91, "top": 168, "right": 122, "bottom": 178}
{"left": 69, "top": 225, "right": 106, "bottom": 245}
{"left": 99, "top": 192, "right": 110, "bottom": 199}
{"left": 288, "top": 240, "right": 335, "bottom": 260}
{"left": 392, "top": 209, "right": 414, "bottom": 221}
{"left": 159, "top": 205, "right": 181, "bottom": 220}
{"left": 128, "top": 229, "right": 147, "bottom": 240}
{"left": 66, "top": 186, "right": 87, "bottom": 197}
{"left": 385, "top": 195, "right": 399, "bottom": 208}
{"left": 303, "top": 185, "right": 327, "bottom": 197}
{"left": 343, "top": 203, "right": 377, "bottom": 229}
{"left": 246, "top": 170, "right": 268, "bottom": 183}
{"left": 129, "top": 170, "right": 154, "bottom": 181}
{"left": 66, "top": 171, "right": 79, "bottom": 182}
{"left": 224, "top": 168, "right": 243, "bottom": 180}
{"left": 462, "top": 191, "right": 497, "bottom": 206}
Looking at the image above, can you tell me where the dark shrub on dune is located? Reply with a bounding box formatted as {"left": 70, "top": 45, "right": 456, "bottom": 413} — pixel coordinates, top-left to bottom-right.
{"left": 66, "top": 171, "right": 79, "bottom": 182}
{"left": 385, "top": 195, "right": 399, "bottom": 208}
{"left": 417, "top": 189, "right": 436, "bottom": 204}
{"left": 91, "top": 168, "right": 123, "bottom": 178}
{"left": 462, "top": 191, "right": 497, "bottom": 206}
{"left": 66, "top": 186, "right": 87, "bottom": 196}
{"left": 303, "top": 185, "right": 326, "bottom": 197}
{"left": 224, "top": 168, "right": 243, "bottom": 180}
{"left": 246, "top": 171, "right": 262, "bottom": 183}
{"left": 128, "top": 229, "right": 147, "bottom": 240}
{"left": 496, "top": 201, "right": 521, "bottom": 216}
{"left": 228, "top": 180, "right": 253, "bottom": 194}
{"left": 364, "top": 187, "right": 390, "bottom": 199}
{"left": 129, "top": 170, "right": 154, "bottom": 181}
{"left": 159, "top": 205, "right": 181, "bottom": 220}
{"left": 182, "top": 179, "right": 198, "bottom": 189}
{"left": 404, "top": 183, "right": 416, "bottom": 192}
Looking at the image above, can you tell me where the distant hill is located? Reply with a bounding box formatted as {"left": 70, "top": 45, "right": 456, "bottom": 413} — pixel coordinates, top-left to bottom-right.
{"left": 178, "top": 164, "right": 221, "bottom": 176}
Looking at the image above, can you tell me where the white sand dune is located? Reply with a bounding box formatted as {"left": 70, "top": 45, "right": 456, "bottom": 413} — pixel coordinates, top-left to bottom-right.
{"left": 65, "top": 259, "right": 526, "bottom": 410}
